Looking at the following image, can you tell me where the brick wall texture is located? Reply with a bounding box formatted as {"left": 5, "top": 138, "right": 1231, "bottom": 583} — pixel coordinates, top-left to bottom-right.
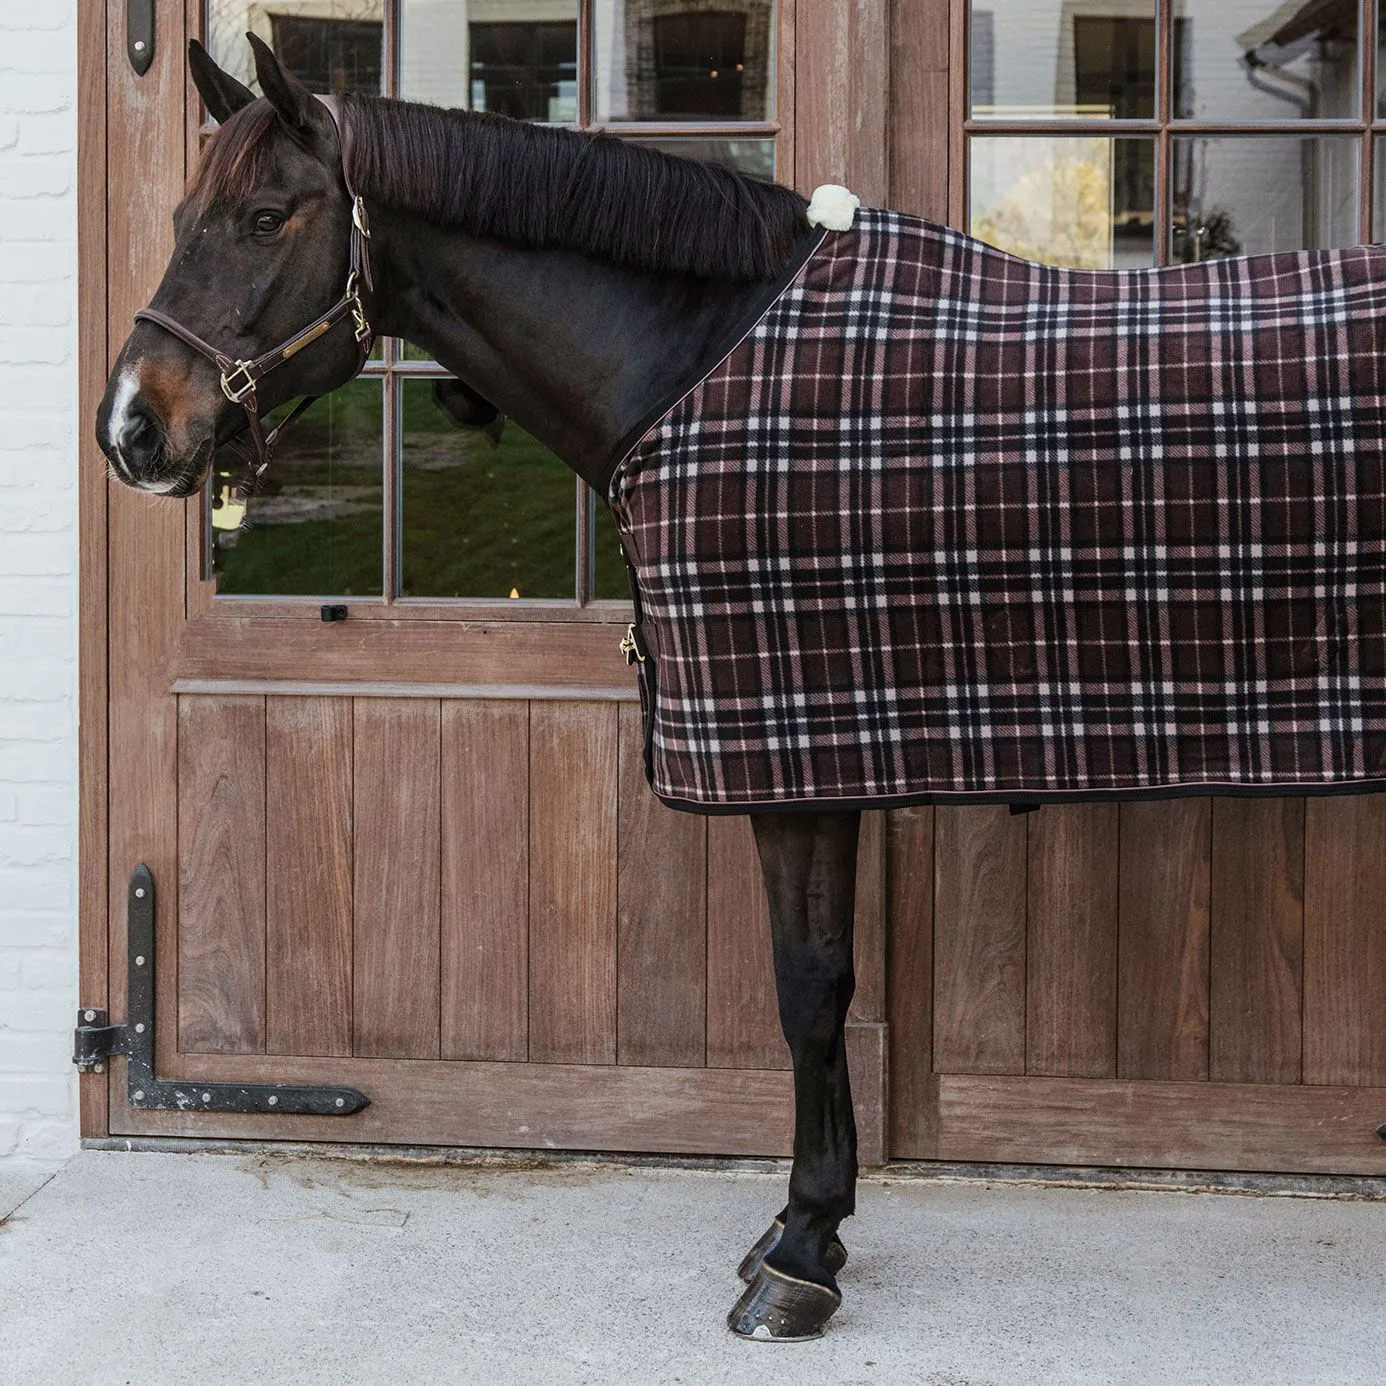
{"left": 0, "top": 0, "right": 80, "bottom": 1162}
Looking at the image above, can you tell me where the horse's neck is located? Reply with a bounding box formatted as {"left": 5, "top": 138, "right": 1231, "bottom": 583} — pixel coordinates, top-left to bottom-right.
{"left": 367, "top": 206, "right": 767, "bottom": 490}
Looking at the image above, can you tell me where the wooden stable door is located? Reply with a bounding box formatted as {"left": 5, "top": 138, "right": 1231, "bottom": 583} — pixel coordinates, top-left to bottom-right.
{"left": 78, "top": 0, "right": 891, "bottom": 1158}
{"left": 884, "top": 800, "right": 1386, "bottom": 1175}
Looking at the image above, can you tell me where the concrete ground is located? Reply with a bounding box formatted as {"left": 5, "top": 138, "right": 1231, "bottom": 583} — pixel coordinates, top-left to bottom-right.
{"left": 1, "top": 1149, "right": 1383, "bottom": 1386}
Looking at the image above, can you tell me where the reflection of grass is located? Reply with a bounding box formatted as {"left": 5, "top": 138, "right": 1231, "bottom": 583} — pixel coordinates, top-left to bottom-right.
{"left": 212, "top": 381, "right": 633, "bottom": 601}
{"left": 402, "top": 421, "right": 576, "bottom": 598}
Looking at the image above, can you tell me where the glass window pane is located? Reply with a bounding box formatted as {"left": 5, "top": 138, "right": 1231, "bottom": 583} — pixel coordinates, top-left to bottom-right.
{"left": 206, "top": 2, "right": 385, "bottom": 96}
{"left": 400, "top": 379, "right": 577, "bottom": 599}
{"left": 1175, "top": 0, "right": 1358, "bottom": 121}
{"left": 210, "top": 380, "right": 384, "bottom": 597}
{"left": 400, "top": 0, "right": 579, "bottom": 120}
{"left": 970, "top": 137, "right": 1155, "bottom": 269}
{"left": 1173, "top": 137, "right": 1359, "bottom": 259}
{"left": 593, "top": 493, "right": 629, "bottom": 600}
{"left": 628, "top": 135, "right": 774, "bottom": 178}
{"left": 595, "top": 0, "right": 775, "bottom": 122}
{"left": 969, "top": 1, "right": 1157, "bottom": 120}
{"left": 1374, "top": 138, "right": 1386, "bottom": 240}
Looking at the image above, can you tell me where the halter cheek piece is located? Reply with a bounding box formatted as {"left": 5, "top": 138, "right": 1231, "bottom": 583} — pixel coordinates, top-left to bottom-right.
{"left": 131, "top": 104, "right": 374, "bottom": 481}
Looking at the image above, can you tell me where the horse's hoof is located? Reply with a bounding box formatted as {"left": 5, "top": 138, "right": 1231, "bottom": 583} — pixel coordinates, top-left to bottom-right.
{"left": 736, "top": 1218, "right": 847, "bottom": 1284}
{"left": 727, "top": 1263, "right": 842, "bottom": 1341}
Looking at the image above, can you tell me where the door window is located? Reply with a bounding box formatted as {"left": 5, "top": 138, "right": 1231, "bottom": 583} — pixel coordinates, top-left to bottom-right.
{"left": 964, "top": 0, "right": 1375, "bottom": 269}
{"left": 203, "top": 1, "right": 778, "bottom": 605}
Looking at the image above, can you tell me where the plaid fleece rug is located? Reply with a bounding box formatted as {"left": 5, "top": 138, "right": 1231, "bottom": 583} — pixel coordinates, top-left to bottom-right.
{"left": 609, "top": 209, "right": 1386, "bottom": 811}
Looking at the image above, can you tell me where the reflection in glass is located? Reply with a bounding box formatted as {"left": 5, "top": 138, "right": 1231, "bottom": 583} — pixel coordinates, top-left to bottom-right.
{"left": 400, "top": 0, "right": 578, "bottom": 119}
{"left": 1173, "top": 137, "right": 1358, "bottom": 259}
{"left": 210, "top": 379, "right": 384, "bottom": 596}
{"left": 970, "top": 137, "right": 1155, "bottom": 269}
{"left": 400, "top": 380, "right": 577, "bottom": 599}
{"left": 969, "top": 1, "right": 1160, "bottom": 119}
{"left": 206, "top": 1, "right": 385, "bottom": 96}
{"left": 1375, "top": 138, "right": 1386, "bottom": 241}
{"left": 1177, "top": 0, "right": 1358, "bottom": 121}
{"left": 635, "top": 136, "right": 774, "bottom": 179}
{"left": 595, "top": 0, "right": 775, "bottom": 122}
{"left": 593, "top": 493, "right": 629, "bottom": 599}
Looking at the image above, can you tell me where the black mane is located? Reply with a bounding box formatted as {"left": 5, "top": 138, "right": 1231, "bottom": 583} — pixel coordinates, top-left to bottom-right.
{"left": 338, "top": 94, "right": 809, "bottom": 281}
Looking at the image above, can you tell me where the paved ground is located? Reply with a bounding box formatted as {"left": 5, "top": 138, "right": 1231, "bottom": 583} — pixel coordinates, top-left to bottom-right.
{"left": 1, "top": 1148, "right": 1383, "bottom": 1386}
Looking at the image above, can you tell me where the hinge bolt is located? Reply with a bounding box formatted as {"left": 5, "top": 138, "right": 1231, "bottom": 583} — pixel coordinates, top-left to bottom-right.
{"left": 134, "top": 1023, "right": 145, "bottom": 1034}
{"left": 135, "top": 887, "right": 145, "bottom": 899}
{"left": 84, "top": 1010, "right": 96, "bottom": 1022}
{"left": 335, "top": 1097, "right": 345, "bottom": 1108}
{"left": 268, "top": 1095, "right": 278, "bottom": 1106}
{"left": 135, "top": 956, "right": 145, "bottom": 967}
{"left": 202, "top": 1092, "right": 211, "bottom": 1103}
{"left": 93, "top": 1063, "right": 104, "bottom": 1074}
{"left": 133, "top": 1090, "right": 145, "bottom": 1102}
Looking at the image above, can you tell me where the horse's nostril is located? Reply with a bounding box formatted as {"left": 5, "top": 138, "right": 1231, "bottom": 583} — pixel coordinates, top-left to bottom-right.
{"left": 117, "top": 407, "right": 162, "bottom": 469}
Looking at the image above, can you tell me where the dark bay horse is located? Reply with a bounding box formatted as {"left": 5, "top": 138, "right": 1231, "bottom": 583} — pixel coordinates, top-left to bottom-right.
{"left": 98, "top": 36, "right": 862, "bottom": 1341}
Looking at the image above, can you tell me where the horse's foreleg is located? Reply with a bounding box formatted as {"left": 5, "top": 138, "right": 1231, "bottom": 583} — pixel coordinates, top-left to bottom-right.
{"left": 727, "top": 808, "right": 861, "bottom": 1341}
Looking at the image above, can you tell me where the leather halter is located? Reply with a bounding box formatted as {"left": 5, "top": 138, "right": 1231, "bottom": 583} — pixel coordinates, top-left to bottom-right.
{"left": 132, "top": 102, "right": 374, "bottom": 480}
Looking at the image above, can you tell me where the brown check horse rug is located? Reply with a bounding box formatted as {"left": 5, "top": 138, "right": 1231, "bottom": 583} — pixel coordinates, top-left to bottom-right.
{"left": 608, "top": 208, "right": 1386, "bottom": 811}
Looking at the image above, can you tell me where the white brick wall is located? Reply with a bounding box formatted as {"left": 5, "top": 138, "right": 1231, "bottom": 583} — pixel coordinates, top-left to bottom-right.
{"left": 0, "top": 0, "right": 80, "bottom": 1164}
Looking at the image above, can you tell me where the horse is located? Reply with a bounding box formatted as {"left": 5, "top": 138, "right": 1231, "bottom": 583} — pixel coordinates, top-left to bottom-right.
{"left": 98, "top": 35, "right": 1386, "bottom": 1342}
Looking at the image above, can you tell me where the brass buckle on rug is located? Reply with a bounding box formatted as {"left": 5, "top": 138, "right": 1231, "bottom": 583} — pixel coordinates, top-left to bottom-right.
{"left": 620, "top": 623, "right": 646, "bottom": 665}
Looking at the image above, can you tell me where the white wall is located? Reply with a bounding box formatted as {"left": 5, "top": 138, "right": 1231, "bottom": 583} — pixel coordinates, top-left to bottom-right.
{"left": 0, "top": 0, "right": 79, "bottom": 1163}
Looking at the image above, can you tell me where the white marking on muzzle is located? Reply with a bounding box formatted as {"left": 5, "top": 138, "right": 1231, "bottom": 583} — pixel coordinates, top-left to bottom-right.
{"left": 107, "top": 369, "right": 141, "bottom": 482}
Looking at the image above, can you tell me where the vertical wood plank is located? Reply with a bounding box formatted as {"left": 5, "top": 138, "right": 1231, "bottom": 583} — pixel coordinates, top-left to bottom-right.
{"left": 1210, "top": 799, "right": 1304, "bottom": 1084}
{"left": 77, "top": 0, "right": 109, "bottom": 1137}
{"left": 1118, "top": 800, "right": 1211, "bottom": 1081}
{"left": 793, "top": 0, "right": 889, "bottom": 202}
{"left": 1304, "top": 797, "right": 1386, "bottom": 1086}
{"left": 889, "top": 0, "right": 951, "bottom": 219}
{"left": 886, "top": 807, "right": 936, "bottom": 1156}
{"left": 933, "top": 806, "right": 1028, "bottom": 1074}
{"left": 1026, "top": 804, "right": 1119, "bottom": 1077}
{"left": 176, "top": 696, "right": 265, "bottom": 1053}
{"left": 529, "top": 703, "right": 618, "bottom": 1065}
{"left": 353, "top": 700, "right": 441, "bottom": 1060}
{"left": 616, "top": 704, "right": 706, "bottom": 1068}
{"left": 441, "top": 701, "right": 529, "bottom": 1062}
{"left": 105, "top": 0, "right": 187, "bottom": 1101}
{"left": 266, "top": 697, "right": 353, "bottom": 1057}
{"left": 707, "top": 815, "right": 788, "bottom": 1069}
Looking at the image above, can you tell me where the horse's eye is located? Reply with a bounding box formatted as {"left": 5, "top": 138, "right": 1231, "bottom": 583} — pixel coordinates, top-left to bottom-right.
{"left": 253, "top": 211, "right": 285, "bottom": 236}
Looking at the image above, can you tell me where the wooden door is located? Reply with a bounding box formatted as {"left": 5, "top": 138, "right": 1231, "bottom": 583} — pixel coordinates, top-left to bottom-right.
{"left": 881, "top": 0, "right": 1386, "bottom": 1178}
{"left": 79, "top": 0, "right": 896, "bottom": 1157}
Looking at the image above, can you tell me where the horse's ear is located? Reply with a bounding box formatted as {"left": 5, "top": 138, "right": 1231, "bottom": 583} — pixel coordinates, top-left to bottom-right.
{"left": 247, "top": 32, "right": 333, "bottom": 142}
{"left": 188, "top": 40, "right": 255, "bottom": 124}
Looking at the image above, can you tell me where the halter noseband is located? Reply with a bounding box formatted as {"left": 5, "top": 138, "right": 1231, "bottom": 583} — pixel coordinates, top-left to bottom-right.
{"left": 132, "top": 101, "right": 374, "bottom": 481}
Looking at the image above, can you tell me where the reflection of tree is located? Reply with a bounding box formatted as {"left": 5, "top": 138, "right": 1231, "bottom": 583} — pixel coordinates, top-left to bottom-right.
{"left": 972, "top": 148, "right": 1113, "bottom": 270}
{"left": 1171, "top": 208, "right": 1242, "bottom": 264}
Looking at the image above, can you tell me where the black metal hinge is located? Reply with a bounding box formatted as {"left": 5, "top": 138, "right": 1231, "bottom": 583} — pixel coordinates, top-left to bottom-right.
{"left": 74, "top": 865, "right": 369, "bottom": 1117}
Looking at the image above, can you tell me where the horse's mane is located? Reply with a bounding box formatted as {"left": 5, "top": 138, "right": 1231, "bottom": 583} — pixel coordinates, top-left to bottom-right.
{"left": 189, "top": 94, "right": 811, "bottom": 282}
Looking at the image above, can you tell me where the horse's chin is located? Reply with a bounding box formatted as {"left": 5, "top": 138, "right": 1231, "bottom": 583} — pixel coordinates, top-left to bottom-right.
{"left": 134, "top": 437, "right": 213, "bottom": 499}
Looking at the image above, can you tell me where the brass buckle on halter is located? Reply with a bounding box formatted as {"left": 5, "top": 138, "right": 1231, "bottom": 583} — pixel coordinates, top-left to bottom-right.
{"left": 620, "top": 623, "right": 646, "bottom": 665}
{"left": 220, "top": 361, "right": 258, "bottom": 405}
{"left": 352, "top": 195, "right": 371, "bottom": 239}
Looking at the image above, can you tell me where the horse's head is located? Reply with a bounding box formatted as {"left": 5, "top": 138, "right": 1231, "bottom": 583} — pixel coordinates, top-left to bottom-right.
{"left": 96, "top": 37, "right": 367, "bottom": 496}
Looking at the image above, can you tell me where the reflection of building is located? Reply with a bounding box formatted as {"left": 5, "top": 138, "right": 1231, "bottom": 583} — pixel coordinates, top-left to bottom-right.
{"left": 968, "top": 0, "right": 1362, "bottom": 265}
{"left": 207, "top": 1, "right": 773, "bottom": 124}
{"left": 619, "top": 1, "right": 772, "bottom": 120}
